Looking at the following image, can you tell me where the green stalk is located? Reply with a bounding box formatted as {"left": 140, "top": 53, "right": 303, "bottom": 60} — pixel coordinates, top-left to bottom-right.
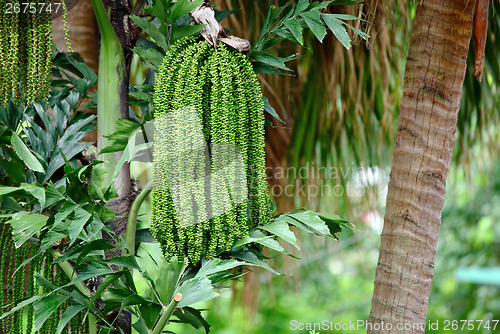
{"left": 48, "top": 249, "right": 98, "bottom": 334}
{"left": 91, "top": 0, "right": 127, "bottom": 187}
{"left": 151, "top": 293, "right": 183, "bottom": 334}
{"left": 125, "top": 181, "right": 153, "bottom": 255}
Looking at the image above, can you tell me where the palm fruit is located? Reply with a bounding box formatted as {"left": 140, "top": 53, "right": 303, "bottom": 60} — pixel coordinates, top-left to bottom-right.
{"left": 152, "top": 37, "right": 271, "bottom": 265}
{"left": 0, "top": 0, "right": 53, "bottom": 105}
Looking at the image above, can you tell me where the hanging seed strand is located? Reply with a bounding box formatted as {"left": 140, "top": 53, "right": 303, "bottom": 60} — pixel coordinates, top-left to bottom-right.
{"left": 62, "top": 0, "right": 72, "bottom": 52}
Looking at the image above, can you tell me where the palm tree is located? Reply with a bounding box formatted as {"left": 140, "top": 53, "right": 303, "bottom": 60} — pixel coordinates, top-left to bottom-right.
{"left": 368, "top": 0, "right": 475, "bottom": 331}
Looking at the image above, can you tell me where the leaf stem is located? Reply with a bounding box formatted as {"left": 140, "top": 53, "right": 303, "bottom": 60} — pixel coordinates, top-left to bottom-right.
{"left": 125, "top": 181, "right": 153, "bottom": 255}
{"left": 151, "top": 293, "right": 183, "bottom": 334}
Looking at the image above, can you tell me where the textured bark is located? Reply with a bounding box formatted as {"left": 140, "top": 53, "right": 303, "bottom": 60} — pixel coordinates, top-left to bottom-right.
{"left": 368, "top": 1, "right": 475, "bottom": 333}
{"left": 473, "top": 0, "right": 489, "bottom": 81}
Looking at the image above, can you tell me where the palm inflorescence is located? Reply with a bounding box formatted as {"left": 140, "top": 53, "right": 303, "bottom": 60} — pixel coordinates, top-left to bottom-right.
{"left": 0, "top": 0, "right": 53, "bottom": 105}
{"left": 152, "top": 37, "right": 271, "bottom": 265}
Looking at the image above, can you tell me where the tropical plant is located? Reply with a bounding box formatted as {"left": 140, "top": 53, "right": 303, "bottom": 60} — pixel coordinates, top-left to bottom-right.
{"left": 0, "top": 50, "right": 98, "bottom": 333}
{"left": 0, "top": 0, "right": 361, "bottom": 333}
{"left": 0, "top": 153, "right": 347, "bottom": 333}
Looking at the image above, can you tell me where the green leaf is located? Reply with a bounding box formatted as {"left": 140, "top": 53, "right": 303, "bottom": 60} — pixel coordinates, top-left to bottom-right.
{"left": 294, "top": 0, "right": 310, "bottom": 15}
{"left": 55, "top": 304, "right": 86, "bottom": 334}
{"left": 43, "top": 113, "right": 96, "bottom": 183}
{"left": 0, "top": 197, "right": 23, "bottom": 211}
{"left": 329, "top": 13, "right": 370, "bottom": 24}
{"left": 40, "top": 228, "right": 67, "bottom": 253}
{"left": 54, "top": 239, "right": 115, "bottom": 264}
{"left": 252, "top": 63, "right": 289, "bottom": 75}
{"left": 341, "top": 20, "right": 370, "bottom": 40}
{"left": 233, "top": 229, "right": 293, "bottom": 256}
{"left": 177, "top": 276, "right": 218, "bottom": 308}
{"left": 69, "top": 207, "right": 92, "bottom": 245}
{"left": 286, "top": 210, "right": 332, "bottom": 235}
{"left": 144, "top": 0, "right": 169, "bottom": 22}
{"left": 274, "top": 27, "right": 302, "bottom": 45}
{"left": 300, "top": 10, "right": 327, "bottom": 42}
{"left": 231, "top": 251, "right": 280, "bottom": 275}
{"left": 130, "top": 15, "right": 168, "bottom": 51}
{"left": 35, "top": 273, "right": 71, "bottom": 297}
{"left": 0, "top": 186, "right": 26, "bottom": 197}
{"left": 262, "top": 96, "right": 285, "bottom": 123}
{"left": 68, "top": 262, "right": 115, "bottom": 286}
{"left": 91, "top": 272, "right": 124, "bottom": 302}
{"left": 129, "top": 91, "right": 153, "bottom": 103}
{"left": 20, "top": 183, "right": 46, "bottom": 210}
{"left": 172, "top": 307, "right": 211, "bottom": 333}
{"left": 132, "top": 319, "right": 150, "bottom": 334}
{"left": 308, "top": 0, "right": 334, "bottom": 10}
{"left": 10, "top": 211, "right": 48, "bottom": 248}
{"left": 54, "top": 200, "right": 78, "bottom": 225}
{"left": 316, "top": 212, "right": 349, "bottom": 236}
{"left": 169, "top": 0, "right": 204, "bottom": 24}
{"left": 132, "top": 47, "right": 164, "bottom": 69}
{"left": 259, "top": 219, "right": 299, "bottom": 249}
{"left": 45, "top": 183, "right": 66, "bottom": 208}
{"left": 149, "top": 257, "right": 188, "bottom": 305}
{"left": 171, "top": 24, "right": 205, "bottom": 45}
{"left": 139, "top": 303, "right": 162, "bottom": 329}
{"left": 100, "top": 119, "right": 141, "bottom": 154}
{"left": 0, "top": 159, "right": 25, "bottom": 185}
{"left": 33, "top": 294, "right": 69, "bottom": 331}
{"left": 110, "top": 130, "right": 153, "bottom": 180}
{"left": 0, "top": 295, "right": 44, "bottom": 321}
{"left": 251, "top": 51, "right": 291, "bottom": 71}
{"left": 102, "top": 287, "right": 152, "bottom": 313}
{"left": 11, "top": 132, "right": 44, "bottom": 172}
{"left": 195, "top": 259, "right": 248, "bottom": 279}
{"left": 67, "top": 54, "right": 97, "bottom": 85}
{"left": 104, "top": 256, "right": 140, "bottom": 270}
{"left": 321, "top": 14, "right": 351, "bottom": 49}
{"left": 254, "top": 5, "right": 278, "bottom": 48}
{"left": 284, "top": 19, "right": 303, "bottom": 45}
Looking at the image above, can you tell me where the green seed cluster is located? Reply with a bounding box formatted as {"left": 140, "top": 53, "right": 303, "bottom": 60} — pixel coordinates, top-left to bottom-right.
{"left": 152, "top": 37, "right": 271, "bottom": 265}
{"left": 0, "top": 0, "right": 53, "bottom": 105}
{"left": 0, "top": 223, "right": 86, "bottom": 334}
{"left": 0, "top": 224, "right": 42, "bottom": 334}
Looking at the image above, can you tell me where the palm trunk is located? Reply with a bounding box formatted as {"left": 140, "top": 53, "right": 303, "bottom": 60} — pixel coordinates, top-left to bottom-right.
{"left": 368, "top": 1, "right": 475, "bottom": 333}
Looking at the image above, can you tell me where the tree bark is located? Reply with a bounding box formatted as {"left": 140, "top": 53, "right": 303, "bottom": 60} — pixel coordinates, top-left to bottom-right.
{"left": 368, "top": 1, "right": 475, "bottom": 333}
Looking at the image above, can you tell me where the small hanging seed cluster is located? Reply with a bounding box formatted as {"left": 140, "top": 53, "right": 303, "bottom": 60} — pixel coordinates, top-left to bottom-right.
{"left": 0, "top": 0, "right": 53, "bottom": 105}
{"left": 152, "top": 37, "right": 271, "bottom": 264}
{"left": 0, "top": 223, "right": 86, "bottom": 334}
